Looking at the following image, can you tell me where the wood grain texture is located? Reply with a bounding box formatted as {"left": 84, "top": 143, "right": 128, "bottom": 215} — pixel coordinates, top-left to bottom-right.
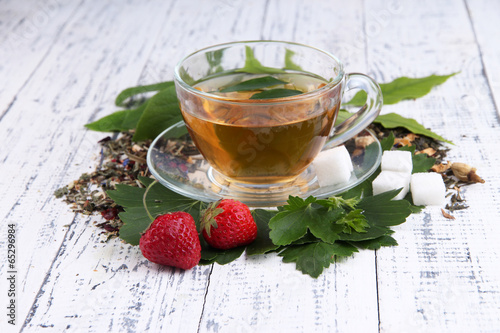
{"left": 363, "top": 0, "right": 500, "bottom": 332}
{"left": 0, "top": 0, "right": 499, "bottom": 332}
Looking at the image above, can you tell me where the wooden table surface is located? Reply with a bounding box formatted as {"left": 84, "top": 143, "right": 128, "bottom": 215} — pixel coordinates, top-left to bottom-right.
{"left": 1, "top": 0, "right": 500, "bottom": 332}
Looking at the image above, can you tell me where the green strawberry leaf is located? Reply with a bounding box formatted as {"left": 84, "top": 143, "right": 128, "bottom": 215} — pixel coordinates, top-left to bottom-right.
{"left": 246, "top": 209, "right": 279, "bottom": 255}
{"left": 198, "top": 244, "right": 246, "bottom": 265}
{"left": 220, "top": 76, "right": 287, "bottom": 92}
{"left": 348, "top": 234, "right": 398, "bottom": 250}
{"left": 268, "top": 196, "right": 344, "bottom": 246}
{"left": 336, "top": 209, "right": 370, "bottom": 234}
{"left": 357, "top": 189, "right": 413, "bottom": 227}
{"left": 338, "top": 225, "right": 393, "bottom": 242}
{"left": 108, "top": 176, "right": 206, "bottom": 245}
{"left": 278, "top": 241, "right": 358, "bottom": 278}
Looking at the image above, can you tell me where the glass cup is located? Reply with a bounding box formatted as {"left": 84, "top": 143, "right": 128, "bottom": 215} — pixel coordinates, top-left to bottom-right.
{"left": 174, "top": 41, "right": 382, "bottom": 189}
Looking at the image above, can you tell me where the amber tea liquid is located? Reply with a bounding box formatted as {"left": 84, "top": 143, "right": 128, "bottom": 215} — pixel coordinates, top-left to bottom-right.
{"left": 178, "top": 73, "right": 342, "bottom": 184}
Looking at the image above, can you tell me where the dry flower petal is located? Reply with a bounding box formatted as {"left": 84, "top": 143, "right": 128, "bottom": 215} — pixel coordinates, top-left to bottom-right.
{"left": 451, "top": 162, "right": 485, "bottom": 183}
{"left": 431, "top": 162, "right": 451, "bottom": 173}
{"left": 351, "top": 148, "right": 364, "bottom": 158}
{"left": 441, "top": 208, "right": 456, "bottom": 220}
{"left": 394, "top": 137, "right": 412, "bottom": 147}
{"left": 355, "top": 136, "right": 376, "bottom": 149}
{"left": 416, "top": 147, "right": 437, "bottom": 156}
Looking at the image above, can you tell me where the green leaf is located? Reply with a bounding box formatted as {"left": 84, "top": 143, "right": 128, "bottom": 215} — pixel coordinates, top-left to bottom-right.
{"left": 115, "top": 81, "right": 175, "bottom": 106}
{"left": 374, "top": 113, "right": 452, "bottom": 144}
{"left": 199, "top": 245, "right": 246, "bottom": 265}
{"left": 279, "top": 242, "right": 358, "bottom": 278}
{"left": 246, "top": 209, "right": 279, "bottom": 255}
{"left": 284, "top": 49, "right": 303, "bottom": 71}
{"left": 380, "top": 132, "right": 396, "bottom": 151}
{"left": 268, "top": 196, "right": 344, "bottom": 246}
{"left": 334, "top": 109, "right": 351, "bottom": 126}
{"left": 336, "top": 209, "right": 370, "bottom": 233}
{"left": 108, "top": 176, "right": 206, "bottom": 245}
{"left": 220, "top": 76, "right": 287, "bottom": 92}
{"left": 347, "top": 73, "right": 457, "bottom": 106}
{"left": 348, "top": 234, "right": 398, "bottom": 250}
{"left": 249, "top": 88, "right": 303, "bottom": 100}
{"left": 133, "top": 86, "right": 183, "bottom": 141}
{"left": 84, "top": 102, "right": 148, "bottom": 132}
{"left": 357, "top": 190, "right": 413, "bottom": 227}
{"left": 339, "top": 225, "right": 392, "bottom": 241}
{"left": 337, "top": 110, "right": 451, "bottom": 144}
{"left": 236, "top": 46, "right": 286, "bottom": 74}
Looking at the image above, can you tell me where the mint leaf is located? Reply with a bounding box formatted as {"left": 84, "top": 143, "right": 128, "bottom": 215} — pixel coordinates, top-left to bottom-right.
{"left": 85, "top": 102, "right": 148, "bottom": 132}
{"left": 375, "top": 113, "right": 452, "bottom": 144}
{"left": 347, "top": 73, "right": 457, "bottom": 106}
{"left": 284, "top": 49, "right": 303, "bottom": 71}
{"left": 246, "top": 209, "right": 279, "bottom": 255}
{"left": 268, "top": 196, "right": 344, "bottom": 246}
{"left": 235, "top": 46, "right": 286, "bottom": 74}
{"left": 133, "top": 86, "right": 183, "bottom": 141}
{"left": 220, "top": 76, "right": 287, "bottom": 92}
{"left": 108, "top": 176, "right": 206, "bottom": 245}
{"left": 250, "top": 88, "right": 303, "bottom": 100}
{"left": 115, "top": 81, "right": 175, "bottom": 107}
{"left": 279, "top": 242, "right": 358, "bottom": 278}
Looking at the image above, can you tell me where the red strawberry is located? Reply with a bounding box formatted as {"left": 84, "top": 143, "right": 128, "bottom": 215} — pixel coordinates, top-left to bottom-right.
{"left": 201, "top": 199, "right": 257, "bottom": 250}
{"left": 139, "top": 212, "right": 201, "bottom": 270}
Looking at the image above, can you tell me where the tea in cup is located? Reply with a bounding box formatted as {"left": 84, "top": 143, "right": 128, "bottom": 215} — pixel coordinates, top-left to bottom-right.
{"left": 174, "top": 41, "right": 382, "bottom": 188}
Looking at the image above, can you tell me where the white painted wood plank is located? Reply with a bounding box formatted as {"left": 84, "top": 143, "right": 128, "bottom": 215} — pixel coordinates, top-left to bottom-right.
{"left": 0, "top": 1, "right": 202, "bottom": 331}
{"left": 466, "top": 0, "right": 500, "bottom": 116}
{"left": 199, "top": 251, "right": 378, "bottom": 333}
{"left": 0, "top": 0, "right": 83, "bottom": 115}
{"left": 362, "top": 0, "right": 500, "bottom": 331}
{"left": 20, "top": 218, "right": 211, "bottom": 332}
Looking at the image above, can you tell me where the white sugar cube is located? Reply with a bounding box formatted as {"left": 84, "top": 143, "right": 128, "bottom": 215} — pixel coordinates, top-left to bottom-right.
{"left": 313, "top": 145, "right": 353, "bottom": 187}
{"left": 410, "top": 172, "right": 446, "bottom": 206}
{"left": 372, "top": 171, "right": 411, "bottom": 200}
{"left": 381, "top": 150, "right": 413, "bottom": 174}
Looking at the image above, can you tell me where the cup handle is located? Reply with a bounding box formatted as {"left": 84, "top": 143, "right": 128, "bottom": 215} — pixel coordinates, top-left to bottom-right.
{"left": 324, "top": 73, "right": 383, "bottom": 150}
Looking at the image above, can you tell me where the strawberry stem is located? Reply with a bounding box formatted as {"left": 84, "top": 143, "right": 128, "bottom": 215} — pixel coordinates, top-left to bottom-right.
{"left": 142, "top": 180, "right": 158, "bottom": 222}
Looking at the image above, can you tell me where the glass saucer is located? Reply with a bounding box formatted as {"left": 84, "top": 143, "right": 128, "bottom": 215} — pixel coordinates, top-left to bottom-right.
{"left": 147, "top": 121, "right": 382, "bottom": 207}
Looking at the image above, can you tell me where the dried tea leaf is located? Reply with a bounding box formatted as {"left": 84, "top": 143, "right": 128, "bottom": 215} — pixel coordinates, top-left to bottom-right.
{"left": 441, "top": 208, "right": 456, "bottom": 220}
